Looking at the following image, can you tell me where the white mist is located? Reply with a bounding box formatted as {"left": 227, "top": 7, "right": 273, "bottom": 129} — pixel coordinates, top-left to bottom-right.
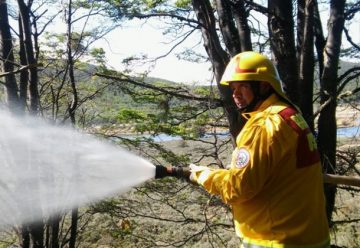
{"left": 0, "top": 109, "right": 155, "bottom": 230}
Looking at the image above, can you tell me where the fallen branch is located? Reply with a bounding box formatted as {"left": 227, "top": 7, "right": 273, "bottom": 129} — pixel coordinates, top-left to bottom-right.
{"left": 323, "top": 173, "right": 360, "bottom": 187}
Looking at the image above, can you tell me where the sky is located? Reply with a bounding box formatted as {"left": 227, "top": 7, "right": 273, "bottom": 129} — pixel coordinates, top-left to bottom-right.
{"left": 94, "top": 8, "right": 359, "bottom": 86}
{"left": 9, "top": 0, "right": 357, "bottom": 86}
{"left": 93, "top": 20, "right": 214, "bottom": 85}
{"left": 7, "top": 0, "right": 213, "bottom": 85}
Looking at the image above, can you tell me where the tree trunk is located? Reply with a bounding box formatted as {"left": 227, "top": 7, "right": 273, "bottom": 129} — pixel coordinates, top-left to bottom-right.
{"left": 28, "top": 221, "right": 44, "bottom": 248}
{"left": 192, "top": 0, "right": 244, "bottom": 144}
{"left": 47, "top": 215, "right": 60, "bottom": 248}
{"left": 17, "top": 0, "right": 39, "bottom": 114}
{"left": 191, "top": 0, "right": 228, "bottom": 83}
{"left": 67, "top": 0, "right": 78, "bottom": 124}
{"left": 0, "top": 0, "right": 20, "bottom": 111}
{"left": 20, "top": 225, "right": 30, "bottom": 248}
{"left": 231, "top": 0, "right": 252, "bottom": 51}
{"left": 69, "top": 209, "right": 78, "bottom": 248}
{"left": 268, "top": 0, "right": 299, "bottom": 105}
{"left": 66, "top": 2, "right": 79, "bottom": 246}
{"left": 214, "top": 0, "right": 241, "bottom": 56}
{"left": 313, "top": 0, "right": 326, "bottom": 79}
{"left": 317, "top": 0, "right": 345, "bottom": 223}
{"left": 17, "top": 1, "right": 43, "bottom": 246}
{"left": 18, "top": 14, "right": 29, "bottom": 111}
{"left": 297, "top": 0, "right": 315, "bottom": 130}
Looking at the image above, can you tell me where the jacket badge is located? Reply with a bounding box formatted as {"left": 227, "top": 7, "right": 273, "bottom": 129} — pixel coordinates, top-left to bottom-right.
{"left": 235, "top": 148, "right": 250, "bottom": 168}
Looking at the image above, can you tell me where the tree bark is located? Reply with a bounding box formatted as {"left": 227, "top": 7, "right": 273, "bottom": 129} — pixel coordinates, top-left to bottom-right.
{"left": 48, "top": 215, "right": 60, "bottom": 248}
{"left": 317, "top": 0, "right": 345, "bottom": 223}
{"left": 231, "top": 0, "right": 252, "bottom": 51}
{"left": 268, "top": 0, "right": 299, "bottom": 105}
{"left": 20, "top": 225, "right": 30, "bottom": 248}
{"left": 0, "top": 0, "right": 20, "bottom": 111}
{"left": 66, "top": 2, "right": 79, "bottom": 246}
{"left": 69, "top": 209, "right": 78, "bottom": 248}
{"left": 297, "top": 0, "right": 315, "bottom": 130}
{"left": 67, "top": 0, "right": 78, "bottom": 124}
{"left": 17, "top": 1, "right": 43, "bottom": 246}
{"left": 192, "top": 0, "right": 243, "bottom": 144}
{"left": 18, "top": 14, "right": 29, "bottom": 111}
{"left": 191, "top": 0, "right": 228, "bottom": 83}
{"left": 214, "top": 0, "right": 241, "bottom": 56}
{"left": 17, "top": 0, "right": 39, "bottom": 114}
{"left": 313, "top": 0, "right": 326, "bottom": 79}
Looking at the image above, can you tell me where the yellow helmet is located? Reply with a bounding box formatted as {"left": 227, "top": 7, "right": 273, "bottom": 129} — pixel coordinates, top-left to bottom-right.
{"left": 220, "top": 51, "right": 288, "bottom": 101}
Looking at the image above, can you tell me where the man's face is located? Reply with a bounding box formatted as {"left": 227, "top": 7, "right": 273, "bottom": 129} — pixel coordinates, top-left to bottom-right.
{"left": 229, "top": 82, "right": 255, "bottom": 110}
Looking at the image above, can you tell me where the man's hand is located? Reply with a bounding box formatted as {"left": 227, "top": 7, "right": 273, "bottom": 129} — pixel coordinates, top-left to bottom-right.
{"left": 189, "top": 164, "right": 212, "bottom": 185}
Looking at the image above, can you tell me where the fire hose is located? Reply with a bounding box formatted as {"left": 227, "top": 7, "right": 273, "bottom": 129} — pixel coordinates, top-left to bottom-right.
{"left": 155, "top": 165, "right": 360, "bottom": 187}
{"left": 155, "top": 165, "right": 190, "bottom": 179}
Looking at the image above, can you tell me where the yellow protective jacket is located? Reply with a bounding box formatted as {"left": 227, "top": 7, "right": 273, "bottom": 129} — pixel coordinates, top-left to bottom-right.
{"left": 193, "top": 94, "right": 330, "bottom": 248}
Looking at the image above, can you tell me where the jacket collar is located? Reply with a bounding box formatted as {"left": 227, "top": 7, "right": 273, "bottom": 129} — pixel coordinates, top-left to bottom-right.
{"left": 241, "top": 94, "right": 281, "bottom": 120}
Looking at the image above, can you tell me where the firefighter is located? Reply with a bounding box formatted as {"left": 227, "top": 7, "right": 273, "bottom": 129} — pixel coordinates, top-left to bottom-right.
{"left": 189, "top": 51, "right": 330, "bottom": 248}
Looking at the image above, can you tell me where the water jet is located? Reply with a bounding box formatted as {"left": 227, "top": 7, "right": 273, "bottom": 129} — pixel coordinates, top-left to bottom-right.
{"left": 0, "top": 109, "right": 156, "bottom": 230}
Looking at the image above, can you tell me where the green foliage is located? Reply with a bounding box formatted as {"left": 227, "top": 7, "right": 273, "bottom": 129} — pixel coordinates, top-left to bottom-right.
{"left": 175, "top": 0, "right": 192, "bottom": 9}
{"left": 116, "top": 109, "right": 147, "bottom": 122}
{"left": 72, "top": 0, "right": 103, "bottom": 9}
{"left": 143, "top": 0, "right": 167, "bottom": 9}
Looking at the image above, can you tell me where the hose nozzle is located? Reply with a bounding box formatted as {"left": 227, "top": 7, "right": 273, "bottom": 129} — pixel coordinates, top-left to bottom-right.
{"left": 155, "top": 165, "right": 190, "bottom": 179}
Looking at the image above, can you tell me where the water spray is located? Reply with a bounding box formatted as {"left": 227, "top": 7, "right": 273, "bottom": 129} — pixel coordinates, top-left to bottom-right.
{"left": 0, "top": 109, "right": 161, "bottom": 230}
{"left": 3, "top": 108, "right": 357, "bottom": 232}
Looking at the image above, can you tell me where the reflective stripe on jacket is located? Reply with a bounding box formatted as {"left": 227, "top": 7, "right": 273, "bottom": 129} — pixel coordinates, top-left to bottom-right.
{"left": 193, "top": 94, "right": 330, "bottom": 247}
{"left": 241, "top": 237, "right": 330, "bottom": 248}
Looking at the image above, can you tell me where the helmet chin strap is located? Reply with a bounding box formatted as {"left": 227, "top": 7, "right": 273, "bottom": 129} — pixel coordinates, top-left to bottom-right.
{"left": 238, "top": 97, "right": 260, "bottom": 112}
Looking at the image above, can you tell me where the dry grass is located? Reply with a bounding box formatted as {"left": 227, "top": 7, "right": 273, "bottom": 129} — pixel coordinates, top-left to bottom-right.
{"left": 336, "top": 105, "right": 360, "bottom": 128}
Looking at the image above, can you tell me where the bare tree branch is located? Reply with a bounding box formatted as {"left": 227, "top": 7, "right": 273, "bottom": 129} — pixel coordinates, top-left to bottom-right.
{"left": 243, "top": 0, "right": 269, "bottom": 15}
{"left": 344, "top": 1, "right": 360, "bottom": 20}
{"left": 313, "top": 95, "right": 333, "bottom": 118}
{"left": 338, "top": 87, "right": 360, "bottom": 99}
{"left": 337, "top": 66, "right": 360, "bottom": 90}
{"left": 343, "top": 27, "right": 360, "bottom": 51}
{"left": 94, "top": 72, "right": 223, "bottom": 107}
{"left": 153, "top": 28, "right": 197, "bottom": 60}
{"left": 133, "top": 12, "right": 203, "bottom": 29}
{"left": 0, "top": 64, "right": 40, "bottom": 78}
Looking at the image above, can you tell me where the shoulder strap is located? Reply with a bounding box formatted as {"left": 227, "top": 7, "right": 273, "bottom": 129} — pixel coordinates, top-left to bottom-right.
{"left": 278, "top": 106, "right": 321, "bottom": 168}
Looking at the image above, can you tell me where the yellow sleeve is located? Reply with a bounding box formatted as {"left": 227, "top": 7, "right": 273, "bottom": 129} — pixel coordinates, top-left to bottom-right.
{"left": 194, "top": 116, "right": 276, "bottom": 205}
